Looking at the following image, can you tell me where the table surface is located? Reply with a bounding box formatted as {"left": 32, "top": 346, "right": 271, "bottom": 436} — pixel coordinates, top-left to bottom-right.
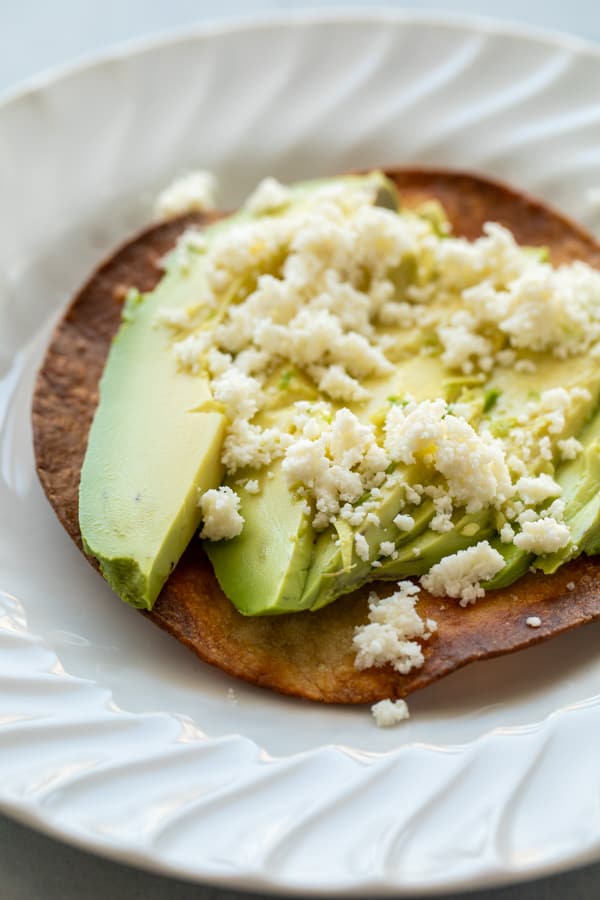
{"left": 3, "top": 1, "right": 600, "bottom": 898}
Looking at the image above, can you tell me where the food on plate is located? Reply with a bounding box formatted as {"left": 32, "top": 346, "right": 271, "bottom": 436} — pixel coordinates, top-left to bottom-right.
{"left": 32, "top": 168, "right": 600, "bottom": 720}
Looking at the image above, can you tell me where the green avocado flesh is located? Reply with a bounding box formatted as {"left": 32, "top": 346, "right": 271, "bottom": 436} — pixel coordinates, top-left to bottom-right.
{"left": 79, "top": 173, "right": 393, "bottom": 610}
{"left": 205, "top": 463, "right": 314, "bottom": 614}
{"left": 81, "top": 171, "right": 600, "bottom": 615}
{"left": 79, "top": 266, "right": 227, "bottom": 609}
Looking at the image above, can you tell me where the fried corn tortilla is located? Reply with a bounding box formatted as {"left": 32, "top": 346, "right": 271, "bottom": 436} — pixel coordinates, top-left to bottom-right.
{"left": 32, "top": 169, "right": 600, "bottom": 704}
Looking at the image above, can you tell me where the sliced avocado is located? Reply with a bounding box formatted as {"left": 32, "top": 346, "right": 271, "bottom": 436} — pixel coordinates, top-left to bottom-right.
{"left": 199, "top": 171, "right": 400, "bottom": 616}
{"left": 79, "top": 261, "right": 227, "bottom": 610}
{"left": 375, "top": 508, "right": 494, "bottom": 580}
{"left": 482, "top": 540, "right": 533, "bottom": 590}
{"left": 304, "top": 493, "right": 436, "bottom": 611}
{"left": 536, "top": 412, "right": 600, "bottom": 573}
{"left": 484, "top": 408, "right": 600, "bottom": 583}
{"left": 80, "top": 172, "right": 397, "bottom": 611}
{"left": 205, "top": 464, "right": 314, "bottom": 615}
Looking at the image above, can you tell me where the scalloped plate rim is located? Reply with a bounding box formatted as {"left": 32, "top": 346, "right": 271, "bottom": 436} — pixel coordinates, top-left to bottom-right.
{"left": 3, "top": 7, "right": 600, "bottom": 109}
{"left": 3, "top": 9, "right": 600, "bottom": 896}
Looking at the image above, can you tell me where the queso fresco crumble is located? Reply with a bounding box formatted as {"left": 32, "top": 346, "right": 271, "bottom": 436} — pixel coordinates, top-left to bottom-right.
{"left": 154, "top": 172, "right": 600, "bottom": 723}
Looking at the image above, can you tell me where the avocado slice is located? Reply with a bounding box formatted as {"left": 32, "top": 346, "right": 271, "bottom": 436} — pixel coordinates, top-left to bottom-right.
{"left": 80, "top": 172, "right": 398, "bottom": 610}
{"left": 79, "top": 263, "right": 227, "bottom": 610}
{"left": 375, "top": 508, "right": 495, "bottom": 580}
{"left": 482, "top": 540, "right": 533, "bottom": 590}
{"left": 304, "top": 492, "right": 436, "bottom": 611}
{"left": 484, "top": 406, "right": 600, "bottom": 585}
{"left": 205, "top": 464, "right": 315, "bottom": 615}
{"left": 199, "top": 173, "right": 401, "bottom": 616}
{"left": 535, "top": 410, "right": 600, "bottom": 573}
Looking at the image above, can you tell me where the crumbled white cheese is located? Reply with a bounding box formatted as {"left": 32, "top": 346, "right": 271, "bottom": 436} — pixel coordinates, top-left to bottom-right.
{"left": 513, "top": 518, "right": 571, "bottom": 554}
{"left": 244, "top": 177, "right": 291, "bottom": 215}
{"left": 438, "top": 312, "right": 494, "bottom": 374}
{"left": 421, "top": 541, "right": 505, "bottom": 606}
{"left": 354, "top": 532, "right": 370, "bottom": 562}
{"left": 173, "top": 332, "right": 212, "bottom": 373}
{"left": 558, "top": 437, "right": 583, "bottom": 460}
{"left": 566, "top": 581, "right": 576, "bottom": 591}
{"left": 379, "top": 541, "right": 396, "bottom": 557}
{"left": 156, "top": 175, "right": 599, "bottom": 598}
{"left": 385, "top": 398, "right": 513, "bottom": 513}
{"left": 221, "top": 419, "right": 283, "bottom": 473}
{"left": 515, "top": 473, "right": 561, "bottom": 505}
{"left": 155, "top": 171, "right": 218, "bottom": 219}
{"left": 354, "top": 582, "right": 435, "bottom": 674}
{"left": 429, "top": 492, "right": 454, "bottom": 534}
{"left": 371, "top": 698, "right": 410, "bottom": 727}
{"left": 245, "top": 479, "right": 260, "bottom": 494}
{"left": 282, "top": 407, "right": 389, "bottom": 529}
{"left": 393, "top": 513, "right": 415, "bottom": 532}
{"left": 211, "top": 367, "right": 263, "bottom": 421}
{"left": 526, "top": 616, "right": 542, "bottom": 628}
{"left": 199, "top": 486, "right": 244, "bottom": 541}
{"left": 500, "top": 522, "right": 515, "bottom": 543}
{"left": 316, "top": 364, "right": 370, "bottom": 403}
{"left": 405, "top": 485, "right": 424, "bottom": 506}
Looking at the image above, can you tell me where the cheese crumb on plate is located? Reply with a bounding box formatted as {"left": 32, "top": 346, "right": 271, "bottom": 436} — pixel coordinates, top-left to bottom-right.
{"left": 371, "top": 698, "right": 410, "bottom": 727}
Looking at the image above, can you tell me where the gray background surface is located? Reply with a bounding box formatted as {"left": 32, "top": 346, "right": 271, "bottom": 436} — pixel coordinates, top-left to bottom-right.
{"left": 2, "top": 1, "right": 600, "bottom": 898}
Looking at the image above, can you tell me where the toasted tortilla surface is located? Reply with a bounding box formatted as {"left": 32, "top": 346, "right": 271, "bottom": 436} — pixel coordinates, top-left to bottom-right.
{"left": 32, "top": 169, "right": 600, "bottom": 704}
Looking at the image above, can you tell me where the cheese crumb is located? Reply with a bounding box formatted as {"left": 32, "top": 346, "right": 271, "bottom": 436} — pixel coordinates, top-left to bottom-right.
{"left": 245, "top": 479, "right": 260, "bottom": 494}
{"left": 316, "top": 364, "right": 370, "bottom": 403}
{"left": 354, "top": 532, "right": 370, "bottom": 562}
{"left": 513, "top": 518, "right": 571, "bottom": 554}
{"left": 199, "top": 486, "right": 244, "bottom": 541}
{"left": 420, "top": 541, "right": 505, "bottom": 606}
{"left": 155, "top": 171, "right": 218, "bottom": 219}
{"left": 371, "top": 698, "right": 410, "bottom": 727}
{"left": 385, "top": 399, "right": 513, "bottom": 513}
{"left": 566, "top": 581, "right": 576, "bottom": 591}
{"left": 211, "top": 367, "right": 263, "bottom": 421}
{"left": 354, "top": 582, "right": 435, "bottom": 674}
{"left": 526, "top": 616, "right": 542, "bottom": 628}
{"left": 558, "top": 437, "right": 583, "bottom": 461}
{"left": 393, "top": 513, "right": 415, "bottom": 532}
{"left": 379, "top": 541, "right": 396, "bottom": 557}
{"left": 515, "top": 473, "right": 561, "bottom": 505}
{"left": 245, "top": 177, "right": 291, "bottom": 215}
{"left": 282, "top": 406, "right": 390, "bottom": 529}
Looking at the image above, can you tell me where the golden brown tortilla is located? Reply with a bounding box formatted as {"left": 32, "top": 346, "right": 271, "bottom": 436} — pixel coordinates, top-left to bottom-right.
{"left": 32, "top": 169, "right": 600, "bottom": 704}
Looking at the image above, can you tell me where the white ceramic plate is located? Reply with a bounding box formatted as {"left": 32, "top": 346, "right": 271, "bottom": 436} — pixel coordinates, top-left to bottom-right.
{"left": 3, "top": 11, "right": 600, "bottom": 896}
